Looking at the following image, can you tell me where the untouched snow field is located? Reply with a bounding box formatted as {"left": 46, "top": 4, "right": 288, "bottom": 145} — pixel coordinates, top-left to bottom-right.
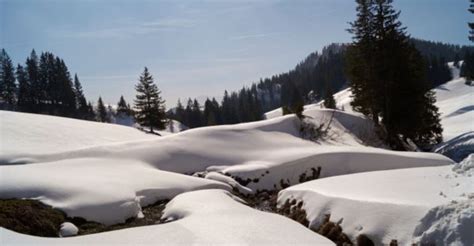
{"left": 1, "top": 190, "right": 334, "bottom": 245}
{"left": 0, "top": 111, "right": 156, "bottom": 156}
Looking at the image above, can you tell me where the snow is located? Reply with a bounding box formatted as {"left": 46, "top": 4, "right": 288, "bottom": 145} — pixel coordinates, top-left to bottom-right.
{"left": 0, "top": 111, "right": 156, "bottom": 156}
{"left": 59, "top": 223, "right": 78, "bottom": 237}
{"left": 278, "top": 164, "right": 474, "bottom": 245}
{"left": 1, "top": 110, "right": 452, "bottom": 193}
{"left": 0, "top": 158, "right": 230, "bottom": 225}
{"left": 1, "top": 190, "right": 334, "bottom": 245}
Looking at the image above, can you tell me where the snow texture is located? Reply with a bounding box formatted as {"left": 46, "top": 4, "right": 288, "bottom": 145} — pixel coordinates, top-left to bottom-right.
{"left": 278, "top": 165, "right": 474, "bottom": 245}
{"left": 1, "top": 190, "right": 334, "bottom": 245}
{"left": 59, "top": 222, "right": 78, "bottom": 237}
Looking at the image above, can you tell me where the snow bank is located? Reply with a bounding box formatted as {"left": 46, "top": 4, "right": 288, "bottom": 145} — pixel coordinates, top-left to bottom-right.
{"left": 0, "top": 110, "right": 155, "bottom": 156}
{"left": 278, "top": 165, "right": 473, "bottom": 245}
{"left": 1, "top": 190, "right": 334, "bottom": 245}
{"left": 0, "top": 158, "right": 229, "bottom": 225}
{"left": 2, "top": 110, "right": 451, "bottom": 192}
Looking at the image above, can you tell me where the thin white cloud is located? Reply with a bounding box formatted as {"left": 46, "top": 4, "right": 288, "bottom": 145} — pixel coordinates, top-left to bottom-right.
{"left": 57, "top": 17, "right": 200, "bottom": 39}
{"left": 228, "top": 32, "right": 283, "bottom": 41}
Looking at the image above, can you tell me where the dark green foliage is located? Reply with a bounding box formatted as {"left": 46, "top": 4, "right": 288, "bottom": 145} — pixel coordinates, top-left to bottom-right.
{"left": 0, "top": 49, "right": 17, "bottom": 108}
{"left": 0, "top": 199, "right": 66, "bottom": 237}
{"left": 96, "top": 97, "right": 109, "bottom": 123}
{"left": 426, "top": 56, "right": 452, "bottom": 87}
{"left": 346, "top": 0, "right": 443, "bottom": 148}
{"left": 323, "top": 85, "right": 336, "bottom": 109}
{"left": 134, "top": 67, "right": 166, "bottom": 132}
{"left": 116, "top": 95, "right": 132, "bottom": 118}
{"left": 74, "top": 74, "right": 90, "bottom": 119}
{"left": 16, "top": 64, "right": 33, "bottom": 112}
{"left": 461, "top": 51, "right": 474, "bottom": 80}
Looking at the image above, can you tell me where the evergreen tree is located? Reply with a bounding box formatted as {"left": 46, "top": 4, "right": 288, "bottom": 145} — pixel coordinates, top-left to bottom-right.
{"left": 0, "top": 49, "right": 17, "bottom": 108}
{"left": 323, "top": 85, "right": 336, "bottom": 109}
{"left": 133, "top": 67, "right": 166, "bottom": 132}
{"left": 347, "top": 0, "right": 443, "bottom": 148}
{"left": 16, "top": 64, "right": 33, "bottom": 112}
{"left": 117, "top": 95, "right": 130, "bottom": 116}
{"left": 74, "top": 74, "right": 89, "bottom": 119}
{"left": 86, "top": 102, "right": 96, "bottom": 121}
{"left": 453, "top": 53, "right": 460, "bottom": 68}
{"left": 96, "top": 96, "right": 109, "bottom": 123}
{"left": 25, "top": 50, "right": 41, "bottom": 112}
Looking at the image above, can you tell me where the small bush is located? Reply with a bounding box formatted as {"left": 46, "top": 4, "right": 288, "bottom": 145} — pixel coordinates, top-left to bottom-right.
{"left": 0, "top": 199, "right": 66, "bottom": 237}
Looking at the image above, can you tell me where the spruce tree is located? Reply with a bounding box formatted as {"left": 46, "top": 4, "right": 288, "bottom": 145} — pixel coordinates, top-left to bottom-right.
{"left": 16, "top": 64, "right": 32, "bottom": 112}
{"left": 96, "top": 96, "right": 109, "bottom": 123}
{"left": 25, "top": 50, "right": 40, "bottom": 112}
{"left": 74, "top": 74, "right": 89, "bottom": 119}
{"left": 134, "top": 67, "right": 166, "bottom": 132}
{"left": 117, "top": 95, "right": 130, "bottom": 116}
{"left": 347, "top": 0, "right": 443, "bottom": 148}
{"left": 0, "top": 49, "right": 17, "bottom": 108}
{"left": 323, "top": 85, "right": 336, "bottom": 109}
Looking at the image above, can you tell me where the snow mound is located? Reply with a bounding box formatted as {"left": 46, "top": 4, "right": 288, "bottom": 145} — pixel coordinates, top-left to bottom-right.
{"left": 59, "top": 222, "right": 78, "bottom": 237}
{"left": 0, "top": 110, "right": 155, "bottom": 156}
{"left": 0, "top": 158, "right": 230, "bottom": 225}
{"left": 1, "top": 190, "right": 334, "bottom": 245}
{"left": 413, "top": 198, "right": 474, "bottom": 246}
{"left": 452, "top": 154, "right": 474, "bottom": 175}
{"left": 278, "top": 165, "right": 473, "bottom": 245}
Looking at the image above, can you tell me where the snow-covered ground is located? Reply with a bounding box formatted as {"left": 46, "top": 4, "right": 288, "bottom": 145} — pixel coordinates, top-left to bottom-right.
{"left": 0, "top": 62, "right": 471, "bottom": 245}
{"left": 1, "top": 190, "right": 334, "bottom": 245}
{"left": 278, "top": 160, "right": 473, "bottom": 245}
{"left": 0, "top": 111, "right": 156, "bottom": 156}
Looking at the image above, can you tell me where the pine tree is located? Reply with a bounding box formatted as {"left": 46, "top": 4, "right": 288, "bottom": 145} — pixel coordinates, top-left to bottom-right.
{"left": 134, "top": 67, "right": 166, "bottom": 132}
{"left": 0, "top": 49, "right": 17, "bottom": 108}
{"left": 347, "top": 0, "right": 443, "bottom": 148}
{"left": 453, "top": 53, "right": 460, "bottom": 68}
{"left": 16, "top": 64, "right": 32, "bottom": 112}
{"left": 96, "top": 96, "right": 109, "bottom": 123}
{"left": 86, "top": 102, "right": 96, "bottom": 121}
{"left": 25, "top": 50, "right": 41, "bottom": 112}
{"left": 323, "top": 85, "right": 336, "bottom": 109}
{"left": 117, "top": 95, "right": 130, "bottom": 116}
{"left": 74, "top": 74, "right": 89, "bottom": 119}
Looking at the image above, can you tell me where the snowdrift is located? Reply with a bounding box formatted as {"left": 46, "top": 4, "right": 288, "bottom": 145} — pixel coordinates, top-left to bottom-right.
{"left": 1, "top": 190, "right": 334, "bottom": 245}
{"left": 278, "top": 158, "right": 474, "bottom": 245}
{"left": 0, "top": 111, "right": 156, "bottom": 156}
{"left": 0, "top": 157, "right": 230, "bottom": 225}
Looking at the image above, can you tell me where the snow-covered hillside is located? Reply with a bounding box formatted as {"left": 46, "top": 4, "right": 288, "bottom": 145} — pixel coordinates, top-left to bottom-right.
{"left": 0, "top": 64, "right": 470, "bottom": 245}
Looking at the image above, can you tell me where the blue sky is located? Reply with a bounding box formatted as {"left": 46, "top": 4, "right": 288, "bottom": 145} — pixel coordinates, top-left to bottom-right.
{"left": 1, "top": 0, "right": 472, "bottom": 107}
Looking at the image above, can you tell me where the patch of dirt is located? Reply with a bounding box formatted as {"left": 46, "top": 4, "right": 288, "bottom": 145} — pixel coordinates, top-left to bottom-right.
{"left": 0, "top": 199, "right": 66, "bottom": 237}
{"left": 0, "top": 199, "right": 169, "bottom": 237}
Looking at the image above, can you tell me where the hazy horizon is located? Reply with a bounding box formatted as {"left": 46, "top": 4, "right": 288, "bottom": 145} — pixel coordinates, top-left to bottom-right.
{"left": 1, "top": 0, "right": 472, "bottom": 107}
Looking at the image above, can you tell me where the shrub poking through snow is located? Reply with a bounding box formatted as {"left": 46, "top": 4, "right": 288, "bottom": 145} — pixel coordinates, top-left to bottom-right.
{"left": 0, "top": 199, "right": 66, "bottom": 237}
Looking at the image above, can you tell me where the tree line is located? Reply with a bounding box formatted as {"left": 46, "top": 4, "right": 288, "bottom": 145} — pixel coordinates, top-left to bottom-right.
{"left": 0, "top": 49, "right": 136, "bottom": 124}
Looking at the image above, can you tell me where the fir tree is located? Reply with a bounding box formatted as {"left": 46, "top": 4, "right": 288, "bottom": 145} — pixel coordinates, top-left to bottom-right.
{"left": 74, "top": 74, "right": 89, "bottom": 119}
{"left": 117, "top": 95, "right": 130, "bottom": 116}
{"left": 134, "top": 67, "right": 166, "bottom": 132}
{"left": 347, "top": 0, "right": 443, "bottom": 148}
{"left": 25, "top": 50, "right": 41, "bottom": 112}
{"left": 0, "top": 49, "right": 17, "bottom": 108}
{"left": 16, "top": 64, "right": 32, "bottom": 112}
{"left": 323, "top": 85, "right": 336, "bottom": 109}
{"left": 96, "top": 96, "right": 109, "bottom": 123}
